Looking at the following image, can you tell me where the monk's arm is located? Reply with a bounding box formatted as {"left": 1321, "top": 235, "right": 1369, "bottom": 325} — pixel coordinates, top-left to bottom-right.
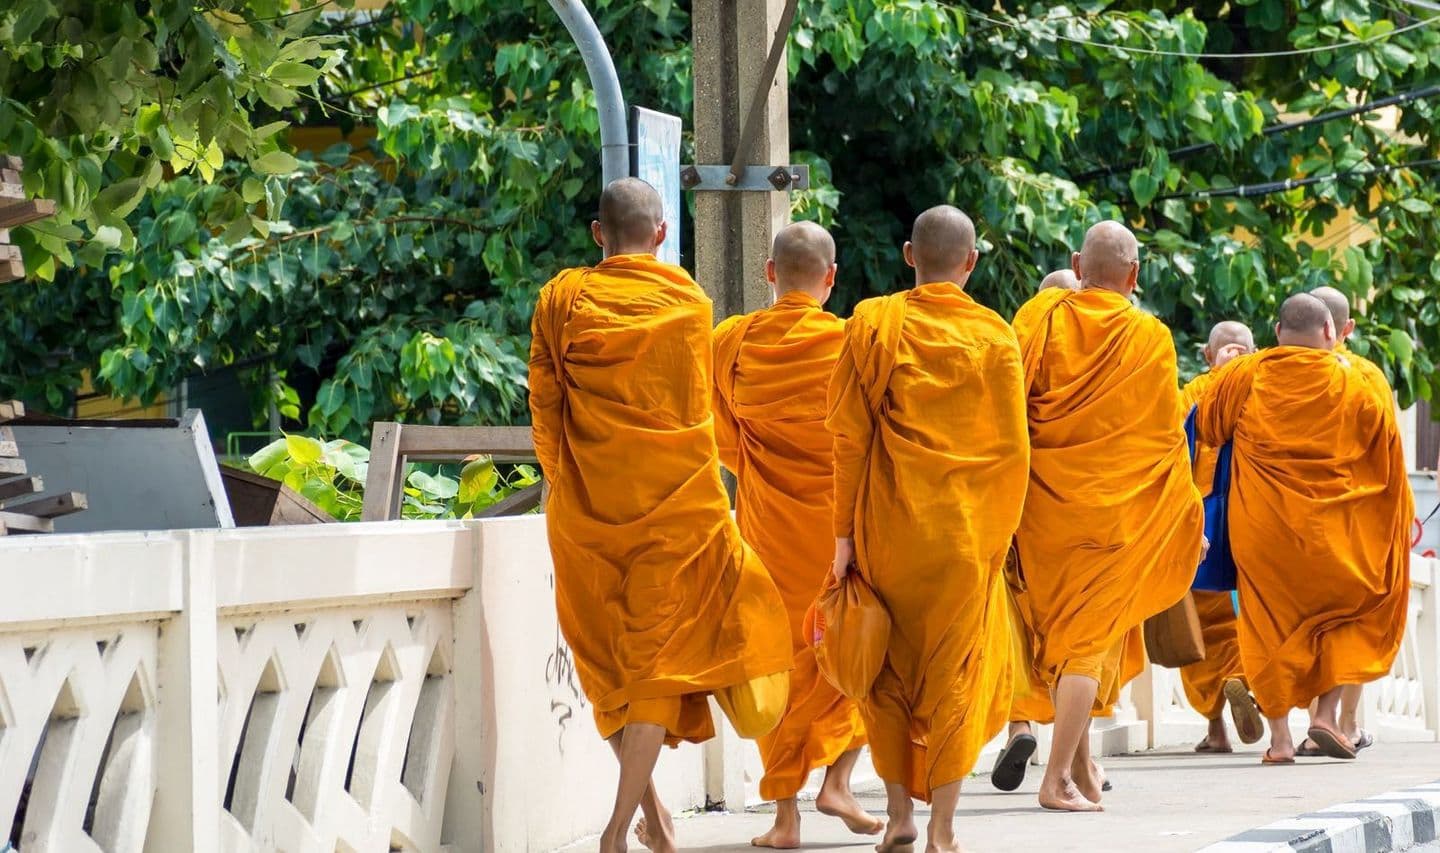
{"left": 527, "top": 287, "right": 563, "bottom": 477}
{"left": 825, "top": 321, "right": 873, "bottom": 539}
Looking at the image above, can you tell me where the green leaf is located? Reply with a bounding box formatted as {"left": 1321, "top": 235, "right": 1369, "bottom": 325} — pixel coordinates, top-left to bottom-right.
{"left": 408, "top": 469, "right": 460, "bottom": 500}
{"left": 1389, "top": 329, "right": 1414, "bottom": 369}
{"left": 285, "top": 434, "right": 324, "bottom": 465}
{"left": 252, "top": 150, "right": 300, "bottom": 175}
{"left": 268, "top": 61, "right": 322, "bottom": 87}
{"left": 248, "top": 439, "right": 289, "bottom": 475}
{"left": 241, "top": 177, "right": 266, "bottom": 205}
{"left": 92, "top": 177, "right": 146, "bottom": 222}
{"left": 458, "top": 457, "right": 499, "bottom": 503}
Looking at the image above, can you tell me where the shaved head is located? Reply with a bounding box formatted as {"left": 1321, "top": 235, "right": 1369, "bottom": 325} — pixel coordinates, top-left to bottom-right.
{"left": 594, "top": 177, "right": 664, "bottom": 255}
{"left": 1310, "top": 285, "right": 1356, "bottom": 345}
{"left": 771, "top": 221, "right": 835, "bottom": 286}
{"left": 904, "top": 205, "right": 978, "bottom": 286}
{"left": 1204, "top": 320, "right": 1255, "bottom": 369}
{"left": 1074, "top": 220, "right": 1140, "bottom": 294}
{"left": 1040, "top": 269, "right": 1080, "bottom": 292}
{"left": 767, "top": 221, "right": 837, "bottom": 302}
{"left": 1207, "top": 321, "right": 1254, "bottom": 352}
{"left": 1275, "top": 293, "right": 1336, "bottom": 349}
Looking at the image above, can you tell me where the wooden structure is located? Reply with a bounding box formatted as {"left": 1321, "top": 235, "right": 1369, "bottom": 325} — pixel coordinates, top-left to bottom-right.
{"left": 360, "top": 422, "right": 540, "bottom": 521}
{"left": 220, "top": 465, "right": 335, "bottom": 526}
{"left": 0, "top": 401, "right": 88, "bottom": 534}
{"left": 0, "top": 156, "right": 57, "bottom": 284}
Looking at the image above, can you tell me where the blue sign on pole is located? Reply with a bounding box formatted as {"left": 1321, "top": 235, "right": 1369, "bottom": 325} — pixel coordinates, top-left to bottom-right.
{"left": 630, "top": 106, "right": 683, "bottom": 266}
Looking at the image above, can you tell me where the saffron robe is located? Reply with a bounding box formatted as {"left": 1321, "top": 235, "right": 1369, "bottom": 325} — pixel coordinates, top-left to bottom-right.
{"left": 528, "top": 253, "right": 792, "bottom": 745}
{"left": 712, "top": 290, "right": 866, "bottom": 800}
{"left": 1011, "top": 288, "right": 1203, "bottom": 693}
{"left": 827, "top": 282, "right": 1027, "bottom": 800}
{"left": 1195, "top": 347, "right": 1412, "bottom": 717}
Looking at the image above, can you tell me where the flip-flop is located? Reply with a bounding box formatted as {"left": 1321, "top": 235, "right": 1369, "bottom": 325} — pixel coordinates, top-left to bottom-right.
{"left": 1223, "top": 679, "right": 1265, "bottom": 745}
{"left": 1353, "top": 730, "right": 1374, "bottom": 752}
{"left": 1102, "top": 780, "right": 1113, "bottom": 792}
{"left": 1306, "top": 726, "right": 1357, "bottom": 760}
{"left": 1261, "top": 748, "right": 1295, "bottom": 765}
{"left": 990, "top": 732, "right": 1037, "bottom": 792}
{"left": 1295, "top": 740, "right": 1325, "bottom": 757}
{"left": 1194, "top": 738, "right": 1234, "bottom": 754}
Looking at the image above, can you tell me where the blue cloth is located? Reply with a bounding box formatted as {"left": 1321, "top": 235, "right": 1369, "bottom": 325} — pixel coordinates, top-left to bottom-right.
{"left": 1185, "top": 405, "right": 1238, "bottom": 591}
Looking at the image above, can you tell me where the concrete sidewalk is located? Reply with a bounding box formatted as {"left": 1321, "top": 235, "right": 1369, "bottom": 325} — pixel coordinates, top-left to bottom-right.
{"left": 565, "top": 742, "right": 1440, "bottom": 852}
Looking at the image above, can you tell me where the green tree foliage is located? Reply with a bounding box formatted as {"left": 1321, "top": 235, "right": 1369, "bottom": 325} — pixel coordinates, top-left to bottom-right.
{"left": 0, "top": 0, "right": 346, "bottom": 279}
{"left": 2, "top": 0, "right": 1437, "bottom": 434}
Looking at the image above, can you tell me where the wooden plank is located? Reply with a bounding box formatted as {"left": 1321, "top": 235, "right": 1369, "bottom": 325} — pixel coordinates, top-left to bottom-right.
{"left": 0, "top": 400, "right": 24, "bottom": 422}
{"left": 0, "top": 258, "right": 24, "bottom": 284}
{"left": 0, "top": 476, "right": 41, "bottom": 504}
{"left": 0, "top": 182, "right": 21, "bottom": 200}
{"left": 0, "top": 458, "right": 26, "bottom": 480}
{"left": 474, "top": 483, "right": 543, "bottom": 519}
{"left": 4, "top": 491, "right": 87, "bottom": 519}
{"left": 393, "top": 424, "right": 535, "bottom": 459}
{"left": 0, "top": 441, "right": 16, "bottom": 458}
{"left": 0, "top": 511, "right": 52, "bottom": 534}
{"left": 0, "top": 198, "right": 55, "bottom": 229}
{"left": 0, "top": 156, "right": 21, "bottom": 172}
{"left": 361, "top": 422, "right": 405, "bottom": 521}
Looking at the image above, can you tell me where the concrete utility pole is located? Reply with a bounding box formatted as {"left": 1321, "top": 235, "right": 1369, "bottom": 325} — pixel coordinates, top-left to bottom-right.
{"left": 692, "top": 0, "right": 793, "bottom": 321}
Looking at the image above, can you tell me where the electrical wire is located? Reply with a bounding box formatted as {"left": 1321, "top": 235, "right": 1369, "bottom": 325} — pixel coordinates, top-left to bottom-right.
{"left": 1157, "top": 157, "right": 1440, "bottom": 200}
{"left": 965, "top": 8, "right": 1440, "bottom": 60}
{"left": 1075, "top": 84, "right": 1440, "bottom": 181}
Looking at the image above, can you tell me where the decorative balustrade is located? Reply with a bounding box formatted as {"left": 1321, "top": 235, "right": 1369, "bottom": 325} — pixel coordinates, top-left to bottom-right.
{"left": 0, "top": 523, "right": 1433, "bottom": 851}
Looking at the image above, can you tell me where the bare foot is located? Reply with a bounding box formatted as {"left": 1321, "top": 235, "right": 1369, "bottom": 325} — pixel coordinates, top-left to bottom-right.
{"left": 1038, "top": 778, "right": 1103, "bottom": 813}
{"left": 634, "top": 813, "right": 677, "bottom": 853}
{"left": 876, "top": 815, "right": 919, "bottom": 852}
{"left": 600, "top": 824, "right": 629, "bottom": 853}
{"left": 1071, "top": 756, "right": 1102, "bottom": 804}
{"left": 924, "top": 842, "right": 966, "bottom": 853}
{"left": 816, "top": 787, "right": 884, "bottom": 836}
{"left": 752, "top": 799, "right": 801, "bottom": 849}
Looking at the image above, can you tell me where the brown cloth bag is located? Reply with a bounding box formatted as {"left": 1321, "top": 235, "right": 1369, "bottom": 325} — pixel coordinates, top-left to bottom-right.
{"left": 807, "top": 570, "right": 891, "bottom": 700}
{"left": 1143, "top": 591, "right": 1206, "bottom": 668}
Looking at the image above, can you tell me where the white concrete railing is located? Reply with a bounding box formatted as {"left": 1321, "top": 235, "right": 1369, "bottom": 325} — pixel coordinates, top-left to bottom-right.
{"left": 0, "top": 521, "right": 1433, "bottom": 852}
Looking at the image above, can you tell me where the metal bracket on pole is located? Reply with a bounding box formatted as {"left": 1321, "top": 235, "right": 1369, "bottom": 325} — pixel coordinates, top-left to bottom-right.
{"left": 680, "top": 164, "right": 810, "bottom": 192}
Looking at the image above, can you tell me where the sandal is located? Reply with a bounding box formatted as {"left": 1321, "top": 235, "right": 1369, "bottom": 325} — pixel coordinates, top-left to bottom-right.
{"left": 1306, "top": 726, "right": 1357, "bottom": 760}
{"left": 1261, "top": 748, "right": 1295, "bottom": 765}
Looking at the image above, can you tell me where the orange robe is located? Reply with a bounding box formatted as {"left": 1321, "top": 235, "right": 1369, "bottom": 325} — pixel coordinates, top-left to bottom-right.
{"left": 1011, "top": 288, "right": 1203, "bottom": 704}
{"left": 1177, "top": 370, "right": 1246, "bottom": 719}
{"left": 1338, "top": 343, "right": 1394, "bottom": 404}
{"left": 528, "top": 253, "right": 792, "bottom": 745}
{"left": 827, "top": 282, "right": 1027, "bottom": 800}
{"left": 1009, "top": 627, "right": 1144, "bottom": 724}
{"left": 712, "top": 290, "right": 866, "bottom": 801}
{"left": 1195, "top": 348, "right": 1413, "bottom": 717}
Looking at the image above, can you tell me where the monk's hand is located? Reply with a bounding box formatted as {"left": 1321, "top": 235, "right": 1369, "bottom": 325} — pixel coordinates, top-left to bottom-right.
{"left": 833, "top": 537, "right": 855, "bottom": 582}
{"left": 1214, "top": 343, "right": 1249, "bottom": 368}
{"left": 1200, "top": 535, "right": 1211, "bottom": 560}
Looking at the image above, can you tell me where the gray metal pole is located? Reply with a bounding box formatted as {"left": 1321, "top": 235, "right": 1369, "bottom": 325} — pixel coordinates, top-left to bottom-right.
{"left": 546, "top": 0, "right": 629, "bottom": 186}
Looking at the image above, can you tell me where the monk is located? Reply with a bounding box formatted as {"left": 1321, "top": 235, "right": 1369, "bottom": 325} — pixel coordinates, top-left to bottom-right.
{"left": 1297, "top": 286, "right": 1399, "bottom": 757}
{"left": 711, "top": 221, "right": 879, "bottom": 848}
{"left": 1040, "top": 268, "right": 1081, "bottom": 291}
{"left": 827, "top": 205, "right": 1028, "bottom": 852}
{"left": 1196, "top": 293, "right": 1411, "bottom": 764}
{"left": 528, "top": 178, "right": 792, "bottom": 853}
{"left": 993, "top": 263, "right": 1130, "bottom": 794}
{"left": 1179, "top": 321, "right": 1264, "bottom": 754}
{"left": 1011, "top": 221, "right": 1204, "bottom": 811}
